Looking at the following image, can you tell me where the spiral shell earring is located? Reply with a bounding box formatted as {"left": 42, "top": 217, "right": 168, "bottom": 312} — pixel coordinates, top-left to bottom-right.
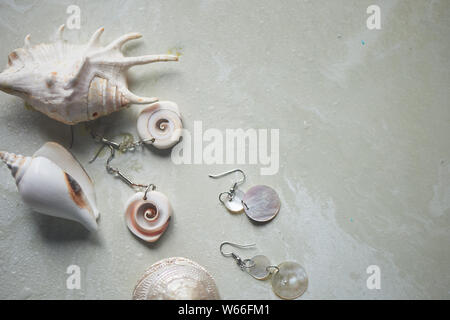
{"left": 90, "top": 136, "right": 172, "bottom": 242}
{"left": 209, "top": 169, "right": 280, "bottom": 223}
{"left": 220, "top": 242, "right": 308, "bottom": 300}
{"left": 137, "top": 101, "right": 183, "bottom": 149}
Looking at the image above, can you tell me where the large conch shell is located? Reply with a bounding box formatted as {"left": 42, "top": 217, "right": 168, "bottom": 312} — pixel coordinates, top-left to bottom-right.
{"left": 136, "top": 101, "right": 182, "bottom": 149}
{"left": 125, "top": 191, "right": 172, "bottom": 242}
{"left": 0, "top": 142, "right": 99, "bottom": 231}
{"left": 0, "top": 25, "right": 178, "bottom": 125}
{"left": 132, "top": 257, "right": 220, "bottom": 300}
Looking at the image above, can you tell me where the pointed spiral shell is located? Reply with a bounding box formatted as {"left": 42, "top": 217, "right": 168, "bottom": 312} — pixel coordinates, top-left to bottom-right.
{"left": 87, "top": 76, "right": 131, "bottom": 120}
{"left": 132, "top": 257, "right": 220, "bottom": 300}
{"left": 137, "top": 101, "right": 182, "bottom": 149}
{"left": 0, "top": 143, "right": 99, "bottom": 231}
{"left": 124, "top": 191, "right": 172, "bottom": 242}
{"left": 0, "top": 152, "right": 32, "bottom": 184}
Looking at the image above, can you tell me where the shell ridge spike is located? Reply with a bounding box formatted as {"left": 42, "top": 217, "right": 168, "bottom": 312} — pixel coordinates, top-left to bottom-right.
{"left": 104, "top": 32, "right": 142, "bottom": 52}
{"left": 64, "top": 56, "right": 90, "bottom": 89}
{"left": 86, "top": 27, "right": 105, "bottom": 49}
{"left": 117, "top": 55, "right": 179, "bottom": 68}
{"left": 0, "top": 25, "right": 178, "bottom": 124}
{"left": 24, "top": 34, "right": 32, "bottom": 48}
{"left": 121, "top": 87, "right": 158, "bottom": 105}
{"left": 56, "top": 24, "right": 65, "bottom": 41}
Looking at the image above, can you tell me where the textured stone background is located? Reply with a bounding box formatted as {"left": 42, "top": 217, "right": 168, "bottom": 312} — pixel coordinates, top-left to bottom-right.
{"left": 0, "top": 0, "right": 448, "bottom": 299}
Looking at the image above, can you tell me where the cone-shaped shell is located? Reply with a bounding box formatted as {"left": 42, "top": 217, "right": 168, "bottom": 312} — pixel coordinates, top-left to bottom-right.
{"left": 132, "top": 257, "right": 220, "bottom": 300}
{"left": 137, "top": 101, "right": 182, "bottom": 149}
{"left": 0, "top": 142, "right": 99, "bottom": 231}
{"left": 0, "top": 25, "right": 178, "bottom": 124}
{"left": 125, "top": 191, "right": 172, "bottom": 242}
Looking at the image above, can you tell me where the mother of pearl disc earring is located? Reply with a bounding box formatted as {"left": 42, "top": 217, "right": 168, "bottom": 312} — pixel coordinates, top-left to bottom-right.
{"left": 209, "top": 169, "right": 280, "bottom": 223}
{"left": 220, "top": 242, "right": 308, "bottom": 300}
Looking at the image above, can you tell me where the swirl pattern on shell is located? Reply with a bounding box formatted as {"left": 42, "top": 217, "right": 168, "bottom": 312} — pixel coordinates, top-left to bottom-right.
{"left": 125, "top": 191, "right": 172, "bottom": 242}
{"left": 137, "top": 101, "right": 182, "bottom": 149}
{"left": 132, "top": 257, "right": 220, "bottom": 300}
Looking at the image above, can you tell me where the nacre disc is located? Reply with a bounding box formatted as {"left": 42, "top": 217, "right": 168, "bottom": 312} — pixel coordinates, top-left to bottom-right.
{"left": 132, "top": 257, "right": 220, "bottom": 300}
{"left": 243, "top": 185, "right": 280, "bottom": 222}
{"left": 271, "top": 261, "right": 308, "bottom": 300}
{"left": 224, "top": 189, "right": 245, "bottom": 213}
{"left": 247, "top": 255, "right": 271, "bottom": 280}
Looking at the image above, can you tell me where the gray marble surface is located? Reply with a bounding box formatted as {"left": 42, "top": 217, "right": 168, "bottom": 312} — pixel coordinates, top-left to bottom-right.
{"left": 0, "top": 0, "right": 449, "bottom": 299}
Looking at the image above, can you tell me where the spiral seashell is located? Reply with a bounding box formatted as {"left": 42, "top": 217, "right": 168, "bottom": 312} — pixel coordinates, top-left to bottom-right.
{"left": 132, "top": 257, "right": 220, "bottom": 300}
{"left": 0, "top": 152, "right": 32, "bottom": 185}
{"left": 124, "top": 191, "right": 172, "bottom": 242}
{"left": 0, "top": 25, "right": 178, "bottom": 125}
{"left": 0, "top": 142, "right": 99, "bottom": 231}
{"left": 137, "top": 101, "right": 182, "bottom": 149}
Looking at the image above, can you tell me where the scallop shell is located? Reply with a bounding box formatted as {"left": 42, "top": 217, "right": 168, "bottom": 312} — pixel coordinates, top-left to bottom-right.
{"left": 0, "top": 25, "right": 178, "bottom": 125}
{"left": 125, "top": 191, "right": 172, "bottom": 242}
{"left": 0, "top": 142, "right": 99, "bottom": 231}
{"left": 137, "top": 101, "right": 182, "bottom": 149}
{"left": 132, "top": 257, "right": 220, "bottom": 300}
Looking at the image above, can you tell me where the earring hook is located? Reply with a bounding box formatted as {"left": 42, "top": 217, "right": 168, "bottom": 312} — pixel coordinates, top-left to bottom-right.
{"left": 220, "top": 241, "right": 256, "bottom": 270}
{"left": 209, "top": 169, "right": 246, "bottom": 200}
{"left": 93, "top": 143, "right": 156, "bottom": 198}
{"left": 208, "top": 168, "right": 246, "bottom": 185}
{"left": 220, "top": 241, "right": 255, "bottom": 257}
{"left": 89, "top": 130, "right": 154, "bottom": 164}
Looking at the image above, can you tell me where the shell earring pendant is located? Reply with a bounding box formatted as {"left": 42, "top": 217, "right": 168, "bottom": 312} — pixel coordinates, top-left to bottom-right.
{"left": 220, "top": 242, "right": 308, "bottom": 300}
{"left": 209, "top": 169, "right": 280, "bottom": 223}
{"left": 136, "top": 101, "right": 183, "bottom": 150}
{"left": 89, "top": 100, "right": 183, "bottom": 153}
{"left": 90, "top": 140, "right": 172, "bottom": 242}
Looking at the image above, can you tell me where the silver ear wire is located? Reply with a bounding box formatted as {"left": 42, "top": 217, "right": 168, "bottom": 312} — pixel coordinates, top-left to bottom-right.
{"left": 90, "top": 133, "right": 156, "bottom": 200}
{"left": 209, "top": 169, "right": 246, "bottom": 204}
{"left": 220, "top": 241, "right": 255, "bottom": 256}
{"left": 218, "top": 191, "right": 233, "bottom": 205}
{"left": 220, "top": 241, "right": 256, "bottom": 270}
{"left": 90, "top": 130, "right": 155, "bottom": 155}
{"left": 209, "top": 168, "right": 246, "bottom": 186}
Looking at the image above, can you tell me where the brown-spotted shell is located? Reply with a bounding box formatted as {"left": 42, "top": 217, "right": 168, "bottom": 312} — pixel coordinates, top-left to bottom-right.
{"left": 132, "top": 257, "right": 220, "bottom": 300}
{"left": 124, "top": 191, "right": 172, "bottom": 242}
{"left": 0, "top": 142, "right": 99, "bottom": 231}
